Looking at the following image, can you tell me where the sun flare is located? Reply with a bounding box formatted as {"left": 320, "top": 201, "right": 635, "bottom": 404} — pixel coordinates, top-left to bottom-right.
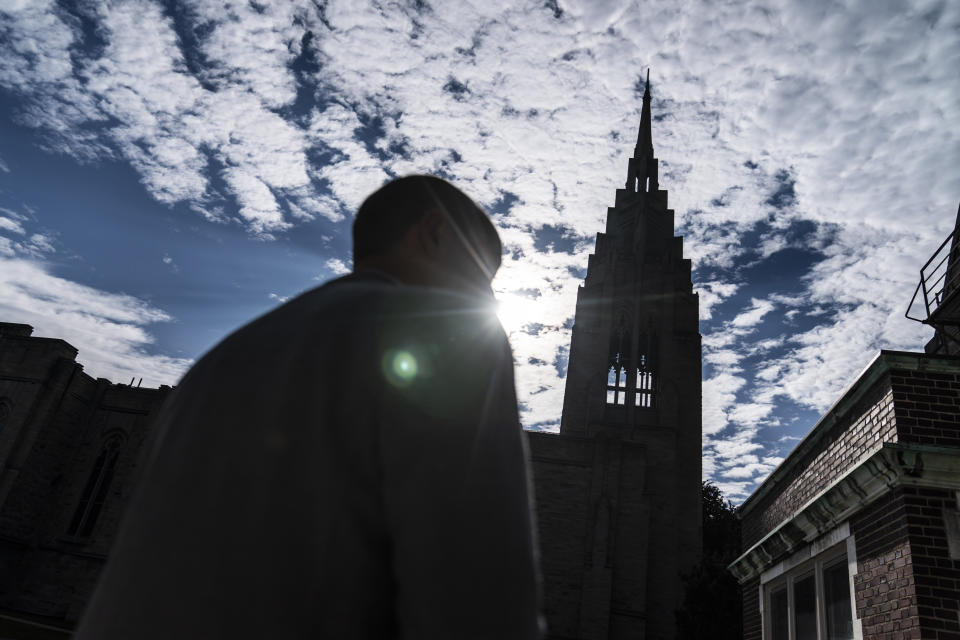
{"left": 495, "top": 293, "right": 539, "bottom": 336}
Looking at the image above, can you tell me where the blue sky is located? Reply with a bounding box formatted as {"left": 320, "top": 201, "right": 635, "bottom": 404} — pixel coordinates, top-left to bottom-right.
{"left": 1, "top": 0, "right": 958, "bottom": 500}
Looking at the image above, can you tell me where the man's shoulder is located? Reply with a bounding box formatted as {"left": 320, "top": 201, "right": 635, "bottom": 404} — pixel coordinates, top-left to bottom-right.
{"left": 220, "top": 272, "right": 398, "bottom": 345}
{"left": 195, "top": 272, "right": 502, "bottom": 370}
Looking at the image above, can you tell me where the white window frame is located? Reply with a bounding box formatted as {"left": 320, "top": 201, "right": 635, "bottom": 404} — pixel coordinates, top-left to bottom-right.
{"left": 759, "top": 523, "right": 863, "bottom": 640}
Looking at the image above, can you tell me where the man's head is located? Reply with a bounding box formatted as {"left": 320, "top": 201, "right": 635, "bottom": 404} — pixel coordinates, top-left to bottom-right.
{"left": 352, "top": 176, "right": 502, "bottom": 297}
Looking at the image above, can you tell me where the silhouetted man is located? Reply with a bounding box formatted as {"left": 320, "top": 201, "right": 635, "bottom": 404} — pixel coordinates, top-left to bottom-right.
{"left": 76, "top": 176, "right": 543, "bottom": 639}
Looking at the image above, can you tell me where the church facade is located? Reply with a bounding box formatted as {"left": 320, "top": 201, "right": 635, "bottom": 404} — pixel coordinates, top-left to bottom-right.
{"left": 0, "top": 322, "right": 171, "bottom": 634}
{"left": 0, "top": 78, "right": 702, "bottom": 639}
{"left": 527, "top": 75, "right": 702, "bottom": 639}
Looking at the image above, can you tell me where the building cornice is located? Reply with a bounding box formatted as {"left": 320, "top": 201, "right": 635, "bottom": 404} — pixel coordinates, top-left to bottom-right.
{"left": 729, "top": 442, "right": 960, "bottom": 584}
{"left": 738, "top": 350, "right": 960, "bottom": 517}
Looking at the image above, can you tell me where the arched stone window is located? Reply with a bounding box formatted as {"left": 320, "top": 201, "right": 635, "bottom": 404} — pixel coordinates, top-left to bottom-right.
{"left": 607, "top": 353, "right": 628, "bottom": 405}
{"left": 68, "top": 432, "right": 124, "bottom": 538}
{"left": 635, "top": 354, "right": 656, "bottom": 408}
{"left": 634, "top": 332, "right": 658, "bottom": 409}
{"left": 606, "top": 309, "right": 630, "bottom": 405}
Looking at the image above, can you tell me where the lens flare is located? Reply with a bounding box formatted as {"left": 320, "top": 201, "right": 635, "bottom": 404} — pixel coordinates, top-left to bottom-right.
{"left": 383, "top": 349, "right": 418, "bottom": 387}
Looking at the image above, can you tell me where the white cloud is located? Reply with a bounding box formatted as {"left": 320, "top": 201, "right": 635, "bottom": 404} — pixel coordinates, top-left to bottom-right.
{"left": 0, "top": 255, "right": 190, "bottom": 386}
{"left": 161, "top": 252, "right": 179, "bottom": 273}
{"left": 730, "top": 298, "right": 776, "bottom": 331}
{"left": 0, "top": 0, "right": 323, "bottom": 235}
{"left": 0, "top": 208, "right": 188, "bottom": 385}
{"left": 702, "top": 371, "right": 745, "bottom": 436}
{"left": 696, "top": 281, "right": 739, "bottom": 321}
{"left": 0, "top": 216, "right": 25, "bottom": 235}
{"left": 24, "top": 233, "right": 54, "bottom": 255}
{"left": 324, "top": 257, "right": 350, "bottom": 275}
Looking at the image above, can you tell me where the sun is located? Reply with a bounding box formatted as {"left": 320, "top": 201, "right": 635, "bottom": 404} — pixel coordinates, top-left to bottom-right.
{"left": 495, "top": 293, "right": 538, "bottom": 335}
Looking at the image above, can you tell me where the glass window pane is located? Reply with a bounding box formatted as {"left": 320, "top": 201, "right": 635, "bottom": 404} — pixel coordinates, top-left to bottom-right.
{"left": 770, "top": 587, "right": 788, "bottom": 640}
{"left": 824, "top": 561, "right": 854, "bottom": 640}
{"left": 608, "top": 367, "right": 616, "bottom": 385}
{"left": 794, "top": 573, "right": 817, "bottom": 640}
{"left": 607, "top": 390, "right": 615, "bottom": 404}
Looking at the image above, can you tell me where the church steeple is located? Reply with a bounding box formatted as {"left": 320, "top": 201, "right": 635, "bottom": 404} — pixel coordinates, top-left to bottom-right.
{"left": 625, "top": 69, "right": 658, "bottom": 193}
{"left": 530, "top": 78, "right": 702, "bottom": 640}
{"left": 635, "top": 69, "right": 653, "bottom": 159}
{"left": 563, "top": 72, "right": 697, "bottom": 436}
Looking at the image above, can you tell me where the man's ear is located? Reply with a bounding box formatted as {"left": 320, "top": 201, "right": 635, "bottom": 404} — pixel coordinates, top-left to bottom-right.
{"left": 414, "top": 209, "right": 446, "bottom": 258}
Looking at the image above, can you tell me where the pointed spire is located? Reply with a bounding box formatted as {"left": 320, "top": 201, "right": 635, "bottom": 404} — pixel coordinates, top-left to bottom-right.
{"left": 634, "top": 69, "right": 653, "bottom": 159}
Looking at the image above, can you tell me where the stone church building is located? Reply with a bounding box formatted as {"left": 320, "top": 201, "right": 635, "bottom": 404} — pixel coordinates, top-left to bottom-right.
{"left": 0, "top": 323, "right": 173, "bottom": 635}
{"left": 0, "top": 78, "right": 702, "bottom": 639}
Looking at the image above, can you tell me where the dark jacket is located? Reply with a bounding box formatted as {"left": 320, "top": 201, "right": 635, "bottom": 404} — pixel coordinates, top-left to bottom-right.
{"left": 75, "top": 271, "right": 542, "bottom": 639}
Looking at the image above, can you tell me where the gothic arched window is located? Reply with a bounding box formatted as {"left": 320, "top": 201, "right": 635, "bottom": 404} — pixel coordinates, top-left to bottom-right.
{"left": 68, "top": 432, "right": 124, "bottom": 538}
{"left": 635, "top": 353, "right": 656, "bottom": 408}
{"left": 607, "top": 353, "right": 628, "bottom": 405}
{"left": 606, "top": 309, "right": 630, "bottom": 406}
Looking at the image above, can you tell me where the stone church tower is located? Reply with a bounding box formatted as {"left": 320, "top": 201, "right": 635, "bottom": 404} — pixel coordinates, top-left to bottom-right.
{"left": 527, "top": 74, "right": 702, "bottom": 639}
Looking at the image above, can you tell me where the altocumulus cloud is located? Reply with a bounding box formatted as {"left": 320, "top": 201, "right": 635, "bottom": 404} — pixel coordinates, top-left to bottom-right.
{"left": 0, "top": 0, "right": 957, "bottom": 499}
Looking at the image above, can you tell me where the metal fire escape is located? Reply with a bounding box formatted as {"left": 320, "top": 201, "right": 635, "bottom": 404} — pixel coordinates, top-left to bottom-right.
{"left": 906, "top": 204, "right": 960, "bottom": 355}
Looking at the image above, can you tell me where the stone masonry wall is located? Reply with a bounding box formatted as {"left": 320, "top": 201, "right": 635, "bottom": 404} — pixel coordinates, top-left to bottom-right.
{"left": 0, "top": 327, "right": 172, "bottom": 624}
{"left": 527, "top": 432, "right": 593, "bottom": 638}
{"left": 742, "top": 375, "right": 896, "bottom": 548}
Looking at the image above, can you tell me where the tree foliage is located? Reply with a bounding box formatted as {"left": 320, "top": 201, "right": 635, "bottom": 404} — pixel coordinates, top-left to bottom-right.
{"left": 676, "top": 481, "right": 743, "bottom": 640}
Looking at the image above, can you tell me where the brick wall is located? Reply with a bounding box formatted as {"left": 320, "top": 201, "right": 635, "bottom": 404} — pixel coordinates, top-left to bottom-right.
{"left": 742, "top": 376, "right": 896, "bottom": 548}
{"left": 891, "top": 370, "right": 960, "bottom": 448}
{"left": 851, "top": 489, "right": 921, "bottom": 639}
{"left": 903, "top": 487, "right": 960, "bottom": 639}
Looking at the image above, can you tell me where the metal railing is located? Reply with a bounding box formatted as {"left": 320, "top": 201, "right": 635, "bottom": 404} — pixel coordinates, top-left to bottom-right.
{"left": 906, "top": 228, "right": 960, "bottom": 324}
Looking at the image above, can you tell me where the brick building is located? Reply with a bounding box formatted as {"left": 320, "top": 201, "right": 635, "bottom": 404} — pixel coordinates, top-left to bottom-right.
{"left": 729, "top": 212, "right": 960, "bottom": 640}
{"left": 527, "top": 73, "right": 702, "bottom": 639}
{"left": 0, "top": 322, "right": 171, "bottom": 633}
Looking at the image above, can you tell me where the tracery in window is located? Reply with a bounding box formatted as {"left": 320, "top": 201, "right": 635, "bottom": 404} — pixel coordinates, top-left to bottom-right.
{"left": 68, "top": 433, "right": 124, "bottom": 538}
{"left": 635, "top": 353, "right": 656, "bottom": 408}
{"left": 606, "top": 354, "right": 628, "bottom": 405}
{"left": 605, "top": 309, "right": 630, "bottom": 406}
